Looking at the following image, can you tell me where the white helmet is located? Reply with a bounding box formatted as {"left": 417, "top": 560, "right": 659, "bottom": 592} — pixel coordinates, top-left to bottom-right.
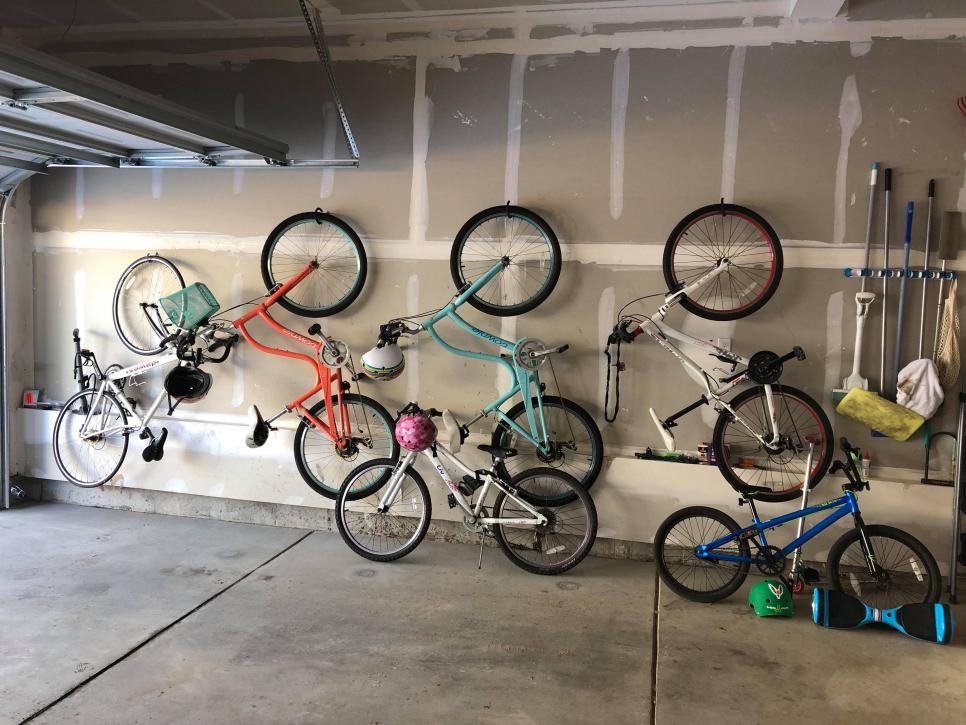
{"left": 361, "top": 342, "right": 405, "bottom": 381}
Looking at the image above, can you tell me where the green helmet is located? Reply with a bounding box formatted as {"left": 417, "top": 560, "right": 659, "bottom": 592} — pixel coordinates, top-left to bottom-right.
{"left": 749, "top": 580, "right": 793, "bottom": 617}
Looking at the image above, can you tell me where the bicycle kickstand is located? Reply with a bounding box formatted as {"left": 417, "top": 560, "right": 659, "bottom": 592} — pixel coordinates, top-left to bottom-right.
{"left": 478, "top": 530, "right": 487, "bottom": 570}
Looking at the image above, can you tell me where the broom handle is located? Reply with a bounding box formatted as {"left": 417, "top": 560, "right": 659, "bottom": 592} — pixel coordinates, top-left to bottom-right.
{"left": 918, "top": 179, "right": 935, "bottom": 359}
{"left": 860, "top": 163, "right": 878, "bottom": 294}
{"left": 880, "top": 168, "right": 891, "bottom": 392}
{"left": 891, "top": 201, "right": 915, "bottom": 399}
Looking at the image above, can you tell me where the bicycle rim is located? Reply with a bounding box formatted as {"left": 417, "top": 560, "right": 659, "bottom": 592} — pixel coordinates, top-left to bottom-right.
{"left": 339, "top": 463, "right": 428, "bottom": 557}
{"left": 264, "top": 215, "right": 363, "bottom": 315}
{"left": 497, "top": 398, "right": 603, "bottom": 504}
{"left": 454, "top": 211, "right": 557, "bottom": 313}
{"left": 833, "top": 534, "right": 935, "bottom": 608}
{"left": 718, "top": 388, "right": 829, "bottom": 500}
{"left": 667, "top": 209, "right": 778, "bottom": 317}
{"left": 296, "top": 397, "right": 396, "bottom": 498}
{"left": 495, "top": 471, "right": 595, "bottom": 573}
{"left": 54, "top": 391, "right": 128, "bottom": 486}
{"left": 114, "top": 257, "right": 184, "bottom": 355}
{"left": 658, "top": 513, "right": 747, "bottom": 597}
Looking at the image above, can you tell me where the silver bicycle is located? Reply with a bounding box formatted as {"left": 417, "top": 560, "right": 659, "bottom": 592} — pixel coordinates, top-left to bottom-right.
{"left": 335, "top": 403, "right": 598, "bottom": 575}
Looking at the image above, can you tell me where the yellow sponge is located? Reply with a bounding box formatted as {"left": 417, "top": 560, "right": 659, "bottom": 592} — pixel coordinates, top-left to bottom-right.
{"left": 835, "top": 388, "right": 924, "bottom": 441}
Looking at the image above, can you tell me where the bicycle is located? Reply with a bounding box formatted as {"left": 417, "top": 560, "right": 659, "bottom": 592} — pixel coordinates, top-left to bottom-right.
{"left": 111, "top": 210, "right": 397, "bottom": 499}
{"left": 605, "top": 202, "right": 832, "bottom": 503}
{"left": 53, "top": 319, "right": 239, "bottom": 487}
{"left": 654, "top": 438, "right": 941, "bottom": 609}
{"left": 335, "top": 402, "right": 598, "bottom": 575}
{"left": 365, "top": 205, "right": 603, "bottom": 505}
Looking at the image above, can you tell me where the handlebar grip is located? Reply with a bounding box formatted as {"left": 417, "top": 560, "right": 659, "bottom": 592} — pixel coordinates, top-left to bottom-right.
{"left": 428, "top": 408, "right": 444, "bottom": 418}
{"left": 308, "top": 324, "right": 322, "bottom": 336}
{"left": 556, "top": 344, "right": 570, "bottom": 354}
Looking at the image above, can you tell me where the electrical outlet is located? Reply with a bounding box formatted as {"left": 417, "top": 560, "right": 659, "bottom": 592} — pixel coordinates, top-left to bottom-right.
{"left": 716, "top": 337, "right": 732, "bottom": 352}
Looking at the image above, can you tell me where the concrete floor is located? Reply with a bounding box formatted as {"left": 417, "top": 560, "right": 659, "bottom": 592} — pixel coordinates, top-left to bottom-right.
{"left": 1, "top": 503, "right": 963, "bottom": 725}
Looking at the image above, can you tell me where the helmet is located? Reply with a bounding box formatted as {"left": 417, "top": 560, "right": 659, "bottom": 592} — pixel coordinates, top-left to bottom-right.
{"left": 749, "top": 580, "right": 793, "bottom": 618}
{"left": 395, "top": 412, "right": 437, "bottom": 451}
{"left": 361, "top": 342, "right": 405, "bottom": 381}
{"left": 164, "top": 365, "right": 212, "bottom": 403}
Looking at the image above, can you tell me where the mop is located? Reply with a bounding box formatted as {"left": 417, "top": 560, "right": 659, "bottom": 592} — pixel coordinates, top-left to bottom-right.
{"left": 834, "top": 163, "right": 878, "bottom": 403}
{"left": 838, "top": 202, "right": 926, "bottom": 440}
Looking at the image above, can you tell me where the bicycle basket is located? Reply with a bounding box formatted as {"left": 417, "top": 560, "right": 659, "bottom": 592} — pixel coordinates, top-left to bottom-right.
{"left": 160, "top": 283, "right": 220, "bottom": 331}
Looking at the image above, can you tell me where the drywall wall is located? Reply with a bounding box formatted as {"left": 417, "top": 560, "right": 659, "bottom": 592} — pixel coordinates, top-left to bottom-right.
{"left": 8, "top": 3, "right": 966, "bottom": 541}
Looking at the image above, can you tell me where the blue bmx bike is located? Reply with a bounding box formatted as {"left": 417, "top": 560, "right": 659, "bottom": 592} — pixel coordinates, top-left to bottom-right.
{"left": 654, "top": 438, "right": 941, "bottom": 608}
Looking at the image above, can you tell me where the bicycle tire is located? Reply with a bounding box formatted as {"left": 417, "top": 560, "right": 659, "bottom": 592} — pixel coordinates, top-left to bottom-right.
{"left": 450, "top": 205, "right": 561, "bottom": 316}
{"left": 491, "top": 396, "right": 603, "bottom": 506}
{"left": 261, "top": 210, "right": 368, "bottom": 318}
{"left": 113, "top": 255, "right": 185, "bottom": 356}
{"left": 53, "top": 389, "right": 129, "bottom": 487}
{"left": 654, "top": 507, "right": 750, "bottom": 603}
{"left": 713, "top": 385, "right": 833, "bottom": 503}
{"left": 826, "top": 524, "right": 941, "bottom": 607}
{"left": 493, "top": 469, "right": 598, "bottom": 575}
{"left": 293, "top": 392, "right": 399, "bottom": 500}
{"left": 663, "top": 203, "right": 782, "bottom": 321}
{"left": 336, "top": 458, "right": 431, "bottom": 562}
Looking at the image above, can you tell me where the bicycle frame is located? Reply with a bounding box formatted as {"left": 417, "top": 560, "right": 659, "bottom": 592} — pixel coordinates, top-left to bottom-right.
{"left": 78, "top": 351, "right": 180, "bottom": 440}
{"left": 378, "top": 445, "right": 547, "bottom": 527}
{"left": 634, "top": 261, "right": 781, "bottom": 447}
{"left": 232, "top": 262, "right": 351, "bottom": 447}
{"left": 697, "top": 492, "right": 861, "bottom": 566}
{"left": 421, "top": 260, "right": 551, "bottom": 454}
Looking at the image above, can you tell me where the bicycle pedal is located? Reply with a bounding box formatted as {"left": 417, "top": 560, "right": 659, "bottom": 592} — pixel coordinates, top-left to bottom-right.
{"left": 447, "top": 493, "right": 457, "bottom": 509}
{"left": 801, "top": 567, "right": 821, "bottom": 584}
{"left": 139, "top": 427, "right": 153, "bottom": 441}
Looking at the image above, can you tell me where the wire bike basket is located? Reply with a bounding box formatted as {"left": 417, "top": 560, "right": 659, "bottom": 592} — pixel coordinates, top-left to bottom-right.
{"left": 160, "top": 283, "right": 220, "bottom": 332}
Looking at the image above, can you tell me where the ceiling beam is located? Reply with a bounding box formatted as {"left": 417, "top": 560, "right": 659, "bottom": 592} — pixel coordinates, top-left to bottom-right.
{"left": 0, "top": 155, "right": 47, "bottom": 173}
{"left": 47, "top": 103, "right": 210, "bottom": 156}
{"left": 0, "top": 130, "right": 119, "bottom": 167}
{"left": 0, "top": 113, "right": 131, "bottom": 156}
{"left": 0, "top": 39, "right": 290, "bottom": 162}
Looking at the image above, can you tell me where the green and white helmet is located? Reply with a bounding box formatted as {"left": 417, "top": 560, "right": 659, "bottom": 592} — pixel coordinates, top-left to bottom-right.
{"left": 749, "top": 580, "right": 793, "bottom": 617}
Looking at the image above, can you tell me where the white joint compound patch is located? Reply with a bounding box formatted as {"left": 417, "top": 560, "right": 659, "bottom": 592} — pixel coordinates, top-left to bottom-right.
{"left": 74, "top": 169, "right": 84, "bottom": 221}
{"left": 320, "top": 100, "right": 337, "bottom": 200}
{"left": 834, "top": 74, "right": 862, "bottom": 243}
{"left": 406, "top": 273, "right": 420, "bottom": 402}
{"left": 825, "top": 291, "right": 845, "bottom": 407}
{"left": 610, "top": 49, "right": 629, "bottom": 221}
{"left": 409, "top": 56, "right": 431, "bottom": 243}
{"left": 721, "top": 45, "right": 746, "bottom": 204}
{"left": 505, "top": 53, "right": 527, "bottom": 204}
{"left": 151, "top": 169, "right": 163, "bottom": 200}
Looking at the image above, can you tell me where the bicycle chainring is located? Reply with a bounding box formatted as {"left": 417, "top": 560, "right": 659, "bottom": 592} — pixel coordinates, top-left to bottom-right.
{"left": 747, "top": 350, "right": 782, "bottom": 384}
{"left": 513, "top": 338, "right": 548, "bottom": 371}
{"left": 320, "top": 339, "right": 350, "bottom": 368}
{"left": 754, "top": 545, "right": 786, "bottom": 575}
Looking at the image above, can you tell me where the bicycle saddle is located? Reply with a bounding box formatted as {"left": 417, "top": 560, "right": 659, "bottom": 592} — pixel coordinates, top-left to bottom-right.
{"left": 477, "top": 444, "right": 517, "bottom": 462}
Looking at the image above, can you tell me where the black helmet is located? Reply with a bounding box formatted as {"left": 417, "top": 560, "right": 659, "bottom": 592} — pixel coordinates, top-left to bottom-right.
{"left": 164, "top": 365, "right": 212, "bottom": 403}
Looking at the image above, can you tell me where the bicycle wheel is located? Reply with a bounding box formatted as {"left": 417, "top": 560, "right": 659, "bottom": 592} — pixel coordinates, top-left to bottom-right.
{"left": 450, "top": 205, "right": 561, "bottom": 316}
{"left": 261, "top": 210, "right": 367, "bottom": 317}
{"left": 113, "top": 255, "right": 185, "bottom": 355}
{"left": 654, "top": 507, "right": 750, "bottom": 602}
{"left": 52, "top": 389, "right": 129, "bottom": 487}
{"left": 491, "top": 396, "right": 603, "bottom": 506}
{"left": 663, "top": 203, "right": 782, "bottom": 321}
{"left": 713, "top": 385, "right": 833, "bottom": 503}
{"left": 826, "top": 525, "right": 941, "bottom": 608}
{"left": 493, "top": 469, "right": 597, "bottom": 575}
{"left": 336, "top": 458, "right": 431, "bottom": 562}
{"left": 293, "top": 393, "right": 399, "bottom": 500}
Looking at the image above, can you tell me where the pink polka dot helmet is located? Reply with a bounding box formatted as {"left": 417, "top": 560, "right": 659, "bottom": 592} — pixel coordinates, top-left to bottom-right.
{"left": 395, "top": 410, "right": 438, "bottom": 452}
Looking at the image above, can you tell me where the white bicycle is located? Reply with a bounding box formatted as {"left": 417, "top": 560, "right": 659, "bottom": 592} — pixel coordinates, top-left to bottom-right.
{"left": 53, "top": 322, "right": 237, "bottom": 487}
{"left": 604, "top": 202, "right": 833, "bottom": 503}
{"left": 335, "top": 402, "right": 598, "bottom": 575}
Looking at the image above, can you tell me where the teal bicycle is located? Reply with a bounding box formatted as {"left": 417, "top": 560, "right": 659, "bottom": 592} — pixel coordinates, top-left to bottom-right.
{"left": 365, "top": 205, "right": 603, "bottom": 504}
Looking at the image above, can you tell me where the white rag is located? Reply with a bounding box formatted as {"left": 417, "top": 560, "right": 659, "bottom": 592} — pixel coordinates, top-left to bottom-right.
{"left": 897, "top": 358, "right": 945, "bottom": 419}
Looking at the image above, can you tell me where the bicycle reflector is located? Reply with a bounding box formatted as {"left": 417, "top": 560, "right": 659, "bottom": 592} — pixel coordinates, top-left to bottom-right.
{"left": 160, "top": 283, "right": 220, "bottom": 331}
{"left": 361, "top": 342, "right": 405, "bottom": 381}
